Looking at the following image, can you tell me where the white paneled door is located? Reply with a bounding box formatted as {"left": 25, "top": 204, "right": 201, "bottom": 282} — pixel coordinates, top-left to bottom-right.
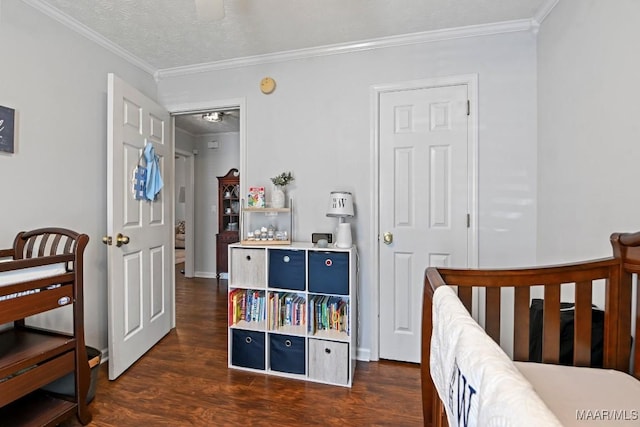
{"left": 107, "top": 73, "right": 174, "bottom": 380}
{"left": 379, "top": 83, "right": 470, "bottom": 363}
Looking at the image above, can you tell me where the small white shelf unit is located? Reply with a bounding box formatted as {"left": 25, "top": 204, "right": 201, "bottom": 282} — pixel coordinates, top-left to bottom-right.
{"left": 239, "top": 199, "right": 293, "bottom": 245}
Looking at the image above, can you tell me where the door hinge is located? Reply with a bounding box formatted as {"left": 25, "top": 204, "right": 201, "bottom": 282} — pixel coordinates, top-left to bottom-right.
{"left": 466, "top": 213, "right": 470, "bottom": 228}
{"left": 467, "top": 100, "right": 470, "bottom": 116}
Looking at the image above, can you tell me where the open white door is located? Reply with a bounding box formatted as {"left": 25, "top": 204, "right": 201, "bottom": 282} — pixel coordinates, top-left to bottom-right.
{"left": 106, "top": 73, "right": 174, "bottom": 380}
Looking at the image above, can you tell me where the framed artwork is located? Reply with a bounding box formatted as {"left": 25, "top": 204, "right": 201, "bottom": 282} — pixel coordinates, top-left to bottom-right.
{"left": 0, "top": 105, "right": 15, "bottom": 154}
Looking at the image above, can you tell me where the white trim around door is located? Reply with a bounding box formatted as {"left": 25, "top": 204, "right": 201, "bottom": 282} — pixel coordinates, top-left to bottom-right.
{"left": 369, "top": 75, "right": 479, "bottom": 361}
{"left": 175, "top": 146, "right": 195, "bottom": 278}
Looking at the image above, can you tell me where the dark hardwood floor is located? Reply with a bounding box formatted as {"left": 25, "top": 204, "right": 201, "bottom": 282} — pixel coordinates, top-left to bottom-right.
{"left": 62, "top": 265, "right": 423, "bottom": 426}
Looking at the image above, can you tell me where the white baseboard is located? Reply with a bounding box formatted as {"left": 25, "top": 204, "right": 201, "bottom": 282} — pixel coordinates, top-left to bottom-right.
{"left": 356, "top": 347, "right": 371, "bottom": 362}
{"left": 194, "top": 271, "right": 217, "bottom": 279}
{"left": 99, "top": 347, "right": 108, "bottom": 363}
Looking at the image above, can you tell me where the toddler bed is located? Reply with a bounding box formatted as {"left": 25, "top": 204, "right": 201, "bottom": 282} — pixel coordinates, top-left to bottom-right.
{"left": 421, "top": 231, "right": 640, "bottom": 426}
{"left": 0, "top": 227, "right": 92, "bottom": 425}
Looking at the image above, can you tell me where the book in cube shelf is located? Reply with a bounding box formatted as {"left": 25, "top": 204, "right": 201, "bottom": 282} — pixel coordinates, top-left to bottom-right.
{"left": 229, "top": 289, "right": 266, "bottom": 325}
{"left": 308, "top": 295, "right": 349, "bottom": 335}
{"left": 248, "top": 186, "right": 265, "bottom": 208}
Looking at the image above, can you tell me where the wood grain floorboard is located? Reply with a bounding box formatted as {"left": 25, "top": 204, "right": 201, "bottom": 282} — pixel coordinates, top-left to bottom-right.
{"left": 61, "top": 265, "right": 423, "bottom": 426}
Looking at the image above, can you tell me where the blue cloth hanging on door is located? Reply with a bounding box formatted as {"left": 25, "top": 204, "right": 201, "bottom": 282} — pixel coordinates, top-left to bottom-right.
{"left": 143, "top": 143, "right": 163, "bottom": 201}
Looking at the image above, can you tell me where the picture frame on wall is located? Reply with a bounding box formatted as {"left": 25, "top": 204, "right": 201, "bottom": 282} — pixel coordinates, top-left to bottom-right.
{"left": 0, "top": 105, "right": 16, "bottom": 154}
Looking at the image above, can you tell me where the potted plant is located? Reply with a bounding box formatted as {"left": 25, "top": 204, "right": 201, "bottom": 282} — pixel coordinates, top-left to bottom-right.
{"left": 270, "top": 172, "right": 294, "bottom": 208}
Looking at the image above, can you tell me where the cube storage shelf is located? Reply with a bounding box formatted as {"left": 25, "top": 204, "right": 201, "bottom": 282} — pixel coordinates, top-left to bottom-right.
{"left": 227, "top": 242, "right": 357, "bottom": 387}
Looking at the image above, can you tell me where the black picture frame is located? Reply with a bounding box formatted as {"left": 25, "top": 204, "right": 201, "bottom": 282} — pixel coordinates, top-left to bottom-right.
{"left": 0, "top": 105, "right": 16, "bottom": 154}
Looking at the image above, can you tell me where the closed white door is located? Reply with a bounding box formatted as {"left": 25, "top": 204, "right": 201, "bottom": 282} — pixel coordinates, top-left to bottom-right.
{"left": 379, "top": 84, "right": 470, "bottom": 363}
{"left": 107, "top": 73, "right": 174, "bottom": 379}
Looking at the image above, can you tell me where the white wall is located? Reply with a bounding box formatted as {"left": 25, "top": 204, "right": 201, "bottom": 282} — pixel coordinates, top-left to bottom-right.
{"left": 175, "top": 127, "right": 196, "bottom": 222}
{"left": 0, "top": 1, "right": 157, "bottom": 351}
{"left": 158, "top": 30, "right": 538, "bottom": 357}
{"left": 193, "top": 132, "right": 240, "bottom": 276}
{"left": 537, "top": 0, "right": 640, "bottom": 263}
{"left": 0, "top": 1, "right": 542, "bottom": 360}
{"left": 175, "top": 156, "right": 187, "bottom": 222}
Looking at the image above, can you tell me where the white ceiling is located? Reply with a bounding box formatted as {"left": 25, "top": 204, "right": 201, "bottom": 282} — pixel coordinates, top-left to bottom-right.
{"left": 28, "top": 0, "right": 552, "bottom": 71}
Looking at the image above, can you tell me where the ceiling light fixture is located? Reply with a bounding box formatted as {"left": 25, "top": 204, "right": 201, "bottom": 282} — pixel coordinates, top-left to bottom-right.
{"left": 202, "top": 112, "right": 224, "bottom": 122}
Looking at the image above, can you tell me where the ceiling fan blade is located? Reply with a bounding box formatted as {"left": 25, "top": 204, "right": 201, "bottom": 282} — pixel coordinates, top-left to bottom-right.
{"left": 195, "top": 0, "right": 225, "bottom": 21}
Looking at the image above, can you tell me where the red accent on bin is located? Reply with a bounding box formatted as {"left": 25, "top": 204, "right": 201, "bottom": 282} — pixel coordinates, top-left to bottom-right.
{"left": 325, "top": 259, "right": 332, "bottom": 267}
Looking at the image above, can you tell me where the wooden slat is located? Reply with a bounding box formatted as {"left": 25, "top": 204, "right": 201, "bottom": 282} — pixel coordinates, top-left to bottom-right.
{"left": 604, "top": 272, "right": 622, "bottom": 369}
{"left": 612, "top": 267, "right": 631, "bottom": 371}
{"left": 573, "top": 280, "right": 593, "bottom": 366}
{"left": 64, "top": 236, "right": 74, "bottom": 254}
{"left": 513, "top": 286, "right": 530, "bottom": 361}
{"left": 542, "top": 284, "right": 561, "bottom": 363}
{"left": 25, "top": 236, "right": 37, "bottom": 259}
{"left": 485, "top": 287, "right": 501, "bottom": 344}
{"left": 457, "top": 286, "right": 472, "bottom": 314}
{"left": 0, "top": 248, "right": 14, "bottom": 258}
{"left": 51, "top": 234, "right": 63, "bottom": 256}
{"left": 37, "top": 234, "right": 50, "bottom": 257}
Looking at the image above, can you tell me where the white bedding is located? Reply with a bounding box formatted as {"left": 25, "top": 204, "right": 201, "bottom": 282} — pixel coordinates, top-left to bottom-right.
{"left": 430, "top": 286, "right": 562, "bottom": 426}
{"left": 516, "top": 362, "right": 640, "bottom": 426}
{"left": 0, "top": 261, "right": 66, "bottom": 300}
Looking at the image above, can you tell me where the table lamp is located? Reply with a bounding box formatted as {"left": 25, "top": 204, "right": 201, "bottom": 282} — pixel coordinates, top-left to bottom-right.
{"left": 326, "top": 191, "right": 355, "bottom": 248}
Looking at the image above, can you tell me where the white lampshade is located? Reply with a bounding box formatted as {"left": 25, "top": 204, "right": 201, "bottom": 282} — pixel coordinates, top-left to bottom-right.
{"left": 326, "top": 192, "right": 354, "bottom": 218}
{"left": 327, "top": 191, "right": 355, "bottom": 248}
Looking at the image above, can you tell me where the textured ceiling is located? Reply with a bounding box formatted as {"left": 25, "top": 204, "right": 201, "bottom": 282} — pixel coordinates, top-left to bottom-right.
{"left": 174, "top": 110, "right": 239, "bottom": 135}
{"left": 30, "top": 0, "right": 550, "bottom": 70}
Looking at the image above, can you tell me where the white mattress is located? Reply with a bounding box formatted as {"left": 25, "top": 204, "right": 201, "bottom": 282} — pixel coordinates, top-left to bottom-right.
{"left": 515, "top": 362, "right": 640, "bottom": 426}
{"left": 0, "top": 261, "right": 66, "bottom": 300}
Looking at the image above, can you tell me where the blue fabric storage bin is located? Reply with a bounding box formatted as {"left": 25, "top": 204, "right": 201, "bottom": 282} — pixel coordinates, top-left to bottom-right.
{"left": 232, "top": 329, "right": 265, "bottom": 370}
{"left": 268, "top": 249, "right": 305, "bottom": 290}
{"left": 269, "top": 334, "right": 306, "bottom": 375}
{"left": 308, "top": 252, "right": 349, "bottom": 295}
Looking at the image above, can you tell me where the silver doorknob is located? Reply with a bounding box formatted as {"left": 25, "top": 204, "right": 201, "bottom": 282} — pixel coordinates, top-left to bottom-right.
{"left": 383, "top": 232, "right": 393, "bottom": 245}
{"left": 116, "top": 233, "right": 130, "bottom": 247}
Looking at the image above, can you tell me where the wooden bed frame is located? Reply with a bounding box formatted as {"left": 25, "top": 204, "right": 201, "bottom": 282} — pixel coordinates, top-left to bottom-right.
{"left": 421, "top": 231, "right": 640, "bottom": 426}
{"left": 0, "top": 227, "right": 92, "bottom": 426}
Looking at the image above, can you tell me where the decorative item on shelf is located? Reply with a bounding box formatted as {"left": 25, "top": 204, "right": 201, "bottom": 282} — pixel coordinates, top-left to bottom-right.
{"left": 327, "top": 191, "right": 355, "bottom": 248}
{"left": 248, "top": 186, "right": 265, "bottom": 207}
{"left": 270, "top": 171, "right": 294, "bottom": 209}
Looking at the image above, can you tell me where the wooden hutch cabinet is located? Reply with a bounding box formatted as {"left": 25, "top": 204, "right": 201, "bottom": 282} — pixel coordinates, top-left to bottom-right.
{"left": 216, "top": 168, "right": 240, "bottom": 284}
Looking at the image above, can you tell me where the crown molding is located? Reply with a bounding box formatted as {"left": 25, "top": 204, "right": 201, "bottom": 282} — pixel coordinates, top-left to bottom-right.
{"left": 21, "top": 0, "right": 156, "bottom": 76}
{"left": 21, "top": 0, "right": 545, "bottom": 82}
{"left": 534, "top": 0, "right": 560, "bottom": 24}
{"left": 155, "top": 18, "right": 538, "bottom": 80}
